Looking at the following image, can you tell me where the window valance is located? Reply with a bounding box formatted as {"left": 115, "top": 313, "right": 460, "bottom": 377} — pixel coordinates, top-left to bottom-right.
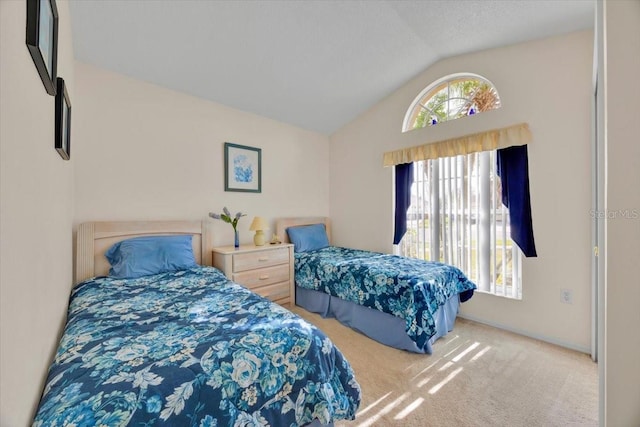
{"left": 383, "top": 123, "right": 532, "bottom": 167}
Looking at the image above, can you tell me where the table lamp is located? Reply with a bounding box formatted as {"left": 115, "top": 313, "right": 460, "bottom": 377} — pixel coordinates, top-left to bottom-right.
{"left": 249, "top": 216, "right": 269, "bottom": 246}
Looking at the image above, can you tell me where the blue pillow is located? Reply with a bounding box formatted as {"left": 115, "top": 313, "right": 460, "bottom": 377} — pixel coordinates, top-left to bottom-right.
{"left": 105, "top": 235, "right": 198, "bottom": 279}
{"left": 287, "top": 224, "right": 330, "bottom": 253}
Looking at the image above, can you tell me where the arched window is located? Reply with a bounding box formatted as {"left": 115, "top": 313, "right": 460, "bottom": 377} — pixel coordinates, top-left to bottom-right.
{"left": 396, "top": 75, "right": 535, "bottom": 299}
{"left": 402, "top": 73, "right": 501, "bottom": 132}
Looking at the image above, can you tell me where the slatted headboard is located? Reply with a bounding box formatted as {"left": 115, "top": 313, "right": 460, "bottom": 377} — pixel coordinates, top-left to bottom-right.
{"left": 274, "top": 217, "right": 332, "bottom": 245}
{"left": 75, "top": 220, "right": 213, "bottom": 284}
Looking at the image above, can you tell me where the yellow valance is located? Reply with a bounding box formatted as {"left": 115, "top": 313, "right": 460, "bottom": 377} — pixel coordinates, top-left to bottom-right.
{"left": 383, "top": 123, "right": 532, "bottom": 167}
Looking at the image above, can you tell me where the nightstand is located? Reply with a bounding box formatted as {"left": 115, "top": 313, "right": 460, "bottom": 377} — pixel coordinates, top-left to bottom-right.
{"left": 212, "top": 244, "right": 295, "bottom": 307}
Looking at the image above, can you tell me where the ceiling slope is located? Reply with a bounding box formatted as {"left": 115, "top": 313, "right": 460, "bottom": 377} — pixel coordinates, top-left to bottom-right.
{"left": 70, "top": 0, "right": 594, "bottom": 134}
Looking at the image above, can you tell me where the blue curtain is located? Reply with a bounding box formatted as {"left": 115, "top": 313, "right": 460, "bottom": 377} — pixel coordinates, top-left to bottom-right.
{"left": 496, "top": 145, "right": 537, "bottom": 257}
{"left": 393, "top": 163, "right": 414, "bottom": 245}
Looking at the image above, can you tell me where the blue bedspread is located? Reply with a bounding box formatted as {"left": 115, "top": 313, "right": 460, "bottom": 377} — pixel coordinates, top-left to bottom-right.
{"left": 295, "top": 247, "right": 477, "bottom": 350}
{"left": 33, "top": 267, "right": 360, "bottom": 426}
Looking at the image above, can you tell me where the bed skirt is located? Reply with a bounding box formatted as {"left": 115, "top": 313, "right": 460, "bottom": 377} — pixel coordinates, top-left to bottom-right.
{"left": 296, "top": 286, "right": 460, "bottom": 354}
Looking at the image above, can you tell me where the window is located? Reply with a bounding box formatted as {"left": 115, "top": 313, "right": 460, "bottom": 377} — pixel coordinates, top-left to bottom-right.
{"left": 398, "top": 74, "right": 522, "bottom": 299}
{"left": 399, "top": 153, "right": 522, "bottom": 298}
{"left": 402, "top": 74, "right": 501, "bottom": 132}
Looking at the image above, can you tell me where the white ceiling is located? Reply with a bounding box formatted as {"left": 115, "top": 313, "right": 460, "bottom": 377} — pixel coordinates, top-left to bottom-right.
{"left": 69, "top": 0, "right": 594, "bottom": 135}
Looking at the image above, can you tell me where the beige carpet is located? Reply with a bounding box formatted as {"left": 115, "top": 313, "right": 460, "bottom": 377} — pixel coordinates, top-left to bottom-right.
{"left": 291, "top": 307, "right": 598, "bottom": 427}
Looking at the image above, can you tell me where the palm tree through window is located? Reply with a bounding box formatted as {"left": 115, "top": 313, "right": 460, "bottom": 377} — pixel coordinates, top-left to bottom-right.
{"left": 403, "top": 74, "right": 500, "bottom": 131}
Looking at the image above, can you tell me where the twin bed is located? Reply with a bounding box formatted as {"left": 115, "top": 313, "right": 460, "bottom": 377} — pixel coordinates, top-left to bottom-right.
{"left": 34, "top": 217, "right": 476, "bottom": 425}
{"left": 33, "top": 221, "right": 360, "bottom": 427}
{"left": 276, "top": 217, "right": 476, "bottom": 355}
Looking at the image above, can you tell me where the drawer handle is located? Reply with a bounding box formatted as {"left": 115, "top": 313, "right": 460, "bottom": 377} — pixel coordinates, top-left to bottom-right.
{"left": 266, "top": 290, "right": 288, "bottom": 298}
{"left": 258, "top": 257, "right": 269, "bottom": 262}
{"left": 259, "top": 275, "right": 269, "bottom": 280}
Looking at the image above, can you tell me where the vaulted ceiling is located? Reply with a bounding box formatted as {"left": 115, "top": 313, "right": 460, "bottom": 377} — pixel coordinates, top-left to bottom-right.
{"left": 70, "top": 1, "right": 594, "bottom": 135}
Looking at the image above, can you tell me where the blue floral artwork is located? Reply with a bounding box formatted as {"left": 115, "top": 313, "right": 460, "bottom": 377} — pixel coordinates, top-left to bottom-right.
{"left": 224, "top": 143, "right": 261, "bottom": 192}
{"left": 233, "top": 154, "right": 253, "bottom": 183}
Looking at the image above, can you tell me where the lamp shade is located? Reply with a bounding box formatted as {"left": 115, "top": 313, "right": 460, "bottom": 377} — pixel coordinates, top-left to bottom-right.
{"left": 249, "top": 216, "right": 269, "bottom": 231}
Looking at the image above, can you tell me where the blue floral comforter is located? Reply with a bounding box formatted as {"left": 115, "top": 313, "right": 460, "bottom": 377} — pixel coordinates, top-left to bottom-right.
{"left": 33, "top": 267, "right": 360, "bottom": 427}
{"left": 295, "top": 247, "right": 477, "bottom": 350}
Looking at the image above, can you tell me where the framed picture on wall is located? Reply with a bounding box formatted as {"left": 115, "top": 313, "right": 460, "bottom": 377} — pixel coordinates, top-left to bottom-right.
{"left": 224, "top": 142, "right": 261, "bottom": 193}
{"left": 55, "top": 77, "right": 71, "bottom": 160}
{"left": 26, "top": 0, "right": 59, "bottom": 96}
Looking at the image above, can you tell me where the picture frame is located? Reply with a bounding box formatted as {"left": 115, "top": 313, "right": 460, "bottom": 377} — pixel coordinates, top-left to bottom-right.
{"left": 55, "top": 77, "right": 71, "bottom": 160}
{"left": 26, "top": 0, "right": 59, "bottom": 96}
{"left": 224, "top": 142, "right": 261, "bottom": 193}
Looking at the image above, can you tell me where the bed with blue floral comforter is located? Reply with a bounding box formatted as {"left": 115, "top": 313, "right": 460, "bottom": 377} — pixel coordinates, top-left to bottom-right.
{"left": 33, "top": 266, "right": 360, "bottom": 427}
{"left": 295, "top": 247, "right": 477, "bottom": 351}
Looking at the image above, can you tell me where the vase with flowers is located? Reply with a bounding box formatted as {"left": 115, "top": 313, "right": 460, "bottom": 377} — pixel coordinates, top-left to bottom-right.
{"left": 209, "top": 207, "right": 246, "bottom": 249}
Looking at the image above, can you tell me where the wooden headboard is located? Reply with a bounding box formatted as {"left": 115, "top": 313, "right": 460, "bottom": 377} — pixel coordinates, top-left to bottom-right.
{"left": 275, "top": 217, "right": 332, "bottom": 245}
{"left": 75, "top": 220, "right": 213, "bottom": 284}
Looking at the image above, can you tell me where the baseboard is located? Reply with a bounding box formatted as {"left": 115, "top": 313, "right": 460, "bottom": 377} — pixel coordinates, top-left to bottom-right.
{"left": 457, "top": 313, "right": 592, "bottom": 355}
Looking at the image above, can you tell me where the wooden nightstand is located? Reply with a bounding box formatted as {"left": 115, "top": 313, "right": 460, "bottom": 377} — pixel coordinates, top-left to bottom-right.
{"left": 212, "top": 244, "right": 295, "bottom": 307}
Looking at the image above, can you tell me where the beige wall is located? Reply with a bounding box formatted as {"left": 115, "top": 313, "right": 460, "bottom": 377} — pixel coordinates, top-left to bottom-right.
{"left": 73, "top": 62, "right": 330, "bottom": 249}
{"left": 602, "top": 0, "right": 640, "bottom": 424}
{"left": 0, "top": 1, "right": 75, "bottom": 425}
{"left": 330, "top": 31, "right": 594, "bottom": 352}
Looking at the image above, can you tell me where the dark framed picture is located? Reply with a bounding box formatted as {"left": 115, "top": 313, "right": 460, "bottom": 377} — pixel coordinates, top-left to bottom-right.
{"left": 224, "top": 142, "right": 261, "bottom": 193}
{"left": 55, "top": 77, "right": 71, "bottom": 160}
{"left": 26, "top": 0, "right": 59, "bottom": 96}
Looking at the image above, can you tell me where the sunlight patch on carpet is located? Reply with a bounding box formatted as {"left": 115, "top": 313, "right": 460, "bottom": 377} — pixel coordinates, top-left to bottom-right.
{"left": 416, "top": 375, "right": 432, "bottom": 388}
{"left": 357, "top": 392, "right": 410, "bottom": 427}
{"left": 442, "top": 342, "right": 466, "bottom": 358}
{"left": 355, "top": 391, "right": 392, "bottom": 417}
{"left": 429, "top": 367, "right": 464, "bottom": 394}
{"left": 410, "top": 357, "right": 443, "bottom": 380}
{"left": 438, "top": 361, "right": 455, "bottom": 372}
{"left": 452, "top": 342, "right": 481, "bottom": 362}
{"left": 470, "top": 345, "right": 492, "bottom": 361}
{"left": 393, "top": 397, "right": 425, "bottom": 420}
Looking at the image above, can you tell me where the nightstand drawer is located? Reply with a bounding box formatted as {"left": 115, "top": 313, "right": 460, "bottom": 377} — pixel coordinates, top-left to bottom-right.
{"left": 233, "top": 264, "right": 290, "bottom": 289}
{"left": 233, "top": 247, "right": 289, "bottom": 272}
{"left": 251, "top": 281, "right": 290, "bottom": 302}
{"left": 212, "top": 244, "right": 294, "bottom": 307}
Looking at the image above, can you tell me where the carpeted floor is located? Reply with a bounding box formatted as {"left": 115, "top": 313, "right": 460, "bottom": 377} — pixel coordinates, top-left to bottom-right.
{"left": 291, "top": 307, "right": 598, "bottom": 427}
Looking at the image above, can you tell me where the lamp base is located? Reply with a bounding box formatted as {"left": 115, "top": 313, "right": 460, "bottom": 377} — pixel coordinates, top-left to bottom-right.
{"left": 253, "top": 230, "right": 266, "bottom": 246}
